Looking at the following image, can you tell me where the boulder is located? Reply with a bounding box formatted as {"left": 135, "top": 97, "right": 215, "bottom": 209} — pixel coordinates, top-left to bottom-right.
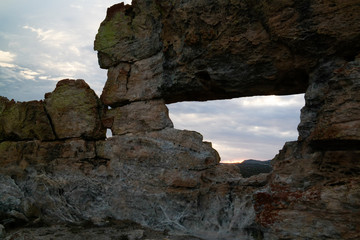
{"left": 94, "top": 2, "right": 162, "bottom": 67}
{"left": 96, "top": 128, "right": 219, "bottom": 170}
{"left": 104, "top": 99, "right": 173, "bottom": 135}
{"left": 101, "top": 53, "right": 164, "bottom": 107}
{"left": 45, "top": 79, "right": 106, "bottom": 140}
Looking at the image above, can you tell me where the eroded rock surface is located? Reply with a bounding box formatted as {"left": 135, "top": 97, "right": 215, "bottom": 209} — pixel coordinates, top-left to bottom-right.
{"left": 104, "top": 100, "right": 173, "bottom": 135}
{"left": 45, "top": 79, "right": 106, "bottom": 140}
{"left": 95, "top": 0, "right": 360, "bottom": 105}
{"left": 254, "top": 58, "right": 360, "bottom": 239}
{"left": 1, "top": 0, "right": 360, "bottom": 239}
{"left": 0, "top": 97, "right": 55, "bottom": 141}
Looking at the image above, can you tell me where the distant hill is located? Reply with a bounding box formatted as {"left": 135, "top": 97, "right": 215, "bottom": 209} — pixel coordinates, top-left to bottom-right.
{"left": 236, "top": 159, "right": 272, "bottom": 178}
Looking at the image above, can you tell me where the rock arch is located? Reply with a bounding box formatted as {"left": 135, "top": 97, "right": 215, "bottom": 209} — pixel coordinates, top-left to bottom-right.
{"left": 0, "top": 1, "right": 360, "bottom": 239}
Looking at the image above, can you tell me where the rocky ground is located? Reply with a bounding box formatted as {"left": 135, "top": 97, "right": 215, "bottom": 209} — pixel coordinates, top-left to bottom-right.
{"left": 1, "top": 221, "right": 203, "bottom": 240}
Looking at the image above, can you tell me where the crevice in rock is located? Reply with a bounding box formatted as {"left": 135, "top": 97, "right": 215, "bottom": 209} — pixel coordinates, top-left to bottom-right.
{"left": 310, "top": 140, "right": 360, "bottom": 151}
{"left": 125, "top": 64, "right": 132, "bottom": 92}
{"left": 42, "top": 104, "right": 58, "bottom": 140}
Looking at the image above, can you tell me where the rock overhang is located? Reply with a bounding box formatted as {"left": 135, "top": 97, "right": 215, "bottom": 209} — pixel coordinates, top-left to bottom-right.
{"left": 95, "top": 0, "right": 360, "bottom": 106}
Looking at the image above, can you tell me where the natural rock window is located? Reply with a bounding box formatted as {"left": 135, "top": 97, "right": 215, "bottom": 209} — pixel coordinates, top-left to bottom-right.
{"left": 168, "top": 94, "right": 304, "bottom": 163}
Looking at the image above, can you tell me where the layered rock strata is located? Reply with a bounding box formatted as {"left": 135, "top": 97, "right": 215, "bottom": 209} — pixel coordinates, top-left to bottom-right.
{"left": 1, "top": 0, "right": 360, "bottom": 239}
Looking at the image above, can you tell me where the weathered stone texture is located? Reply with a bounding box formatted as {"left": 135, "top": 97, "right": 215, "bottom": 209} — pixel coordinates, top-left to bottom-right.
{"left": 0, "top": 98, "right": 55, "bottom": 141}
{"left": 254, "top": 58, "right": 360, "bottom": 239}
{"left": 101, "top": 52, "right": 164, "bottom": 107}
{"left": 259, "top": 142, "right": 360, "bottom": 240}
{"left": 310, "top": 59, "right": 360, "bottom": 144}
{"left": 97, "top": 128, "right": 219, "bottom": 170}
{"left": 94, "top": 1, "right": 162, "bottom": 67}
{"left": 45, "top": 79, "right": 106, "bottom": 140}
{"left": 104, "top": 99, "right": 173, "bottom": 135}
{"left": 96, "top": 0, "right": 360, "bottom": 106}
{"left": 298, "top": 58, "right": 360, "bottom": 145}
{"left": 0, "top": 129, "right": 262, "bottom": 239}
{"left": 1, "top": 0, "right": 360, "bottom": 239}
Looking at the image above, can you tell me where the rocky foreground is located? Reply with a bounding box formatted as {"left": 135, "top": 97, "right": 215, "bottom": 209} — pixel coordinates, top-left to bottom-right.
{"left": 1, "top": 0, "right": 360, "bottom": 239}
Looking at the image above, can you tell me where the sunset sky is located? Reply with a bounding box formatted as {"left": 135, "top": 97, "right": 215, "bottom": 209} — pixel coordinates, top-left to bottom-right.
{"left": 0, "top": 0, "right": 305, "bottom": 163}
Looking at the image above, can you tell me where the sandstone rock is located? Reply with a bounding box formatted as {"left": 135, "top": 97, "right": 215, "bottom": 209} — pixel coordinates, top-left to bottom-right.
{"left": 45, "top": 79, "right": 106, "bottom": 140}
{"left": 96, "top": 0, "right": 360, "bottom": 106}
{"left": 96, "top": 128, "right": 219, "bottom": 170}
{"left": 0, "top": 124, "right": 263, "bottom": 239}
{"left": 259, "top": 141, "right": 360, "bottom": 239}
{"left": 310, "top": 59, "right": 360, "bottom": 147}
{"left": 250, "top": 57, "right": 360, "bottom": 239}
{"left": 105, "top": 99, "right": 173, "bottom": 135}
{"left": 297, "top": 57, "right": 360, "bottom": 152}
{"left": 1, "top": 0, "right": 360, "bottom": 239}
{"left": 94, "top": 2, "right": 162, "bottom": 68}
{"left": 0, "top": 139, "right": 97, "bottom": 178}
{"left": 101, "top": 53, "right": 164, "bottom": 107}
{"left": 0, "top": 99, "right": 55, "bottom": 141}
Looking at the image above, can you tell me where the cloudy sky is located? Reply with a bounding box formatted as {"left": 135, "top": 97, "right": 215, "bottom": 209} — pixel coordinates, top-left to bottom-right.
{"left": 0, "top": 0, "right": 305, "bottom": 163}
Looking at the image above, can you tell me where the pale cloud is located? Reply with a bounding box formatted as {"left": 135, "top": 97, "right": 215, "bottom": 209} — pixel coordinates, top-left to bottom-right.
{"left": 168, "top": 94, "right": 304, "bottom": 162}
{"left": 40, "top": 60, "right": 87, "bottom": 77}
{"left": 247, "top": 125, "right": 298, "bottom": 138}
{"left": 69, "top": 46, "right": 81, "bottom": 56}
{"left": 0, "top": 62, "right": 16, "bottom": 68}
{"left": 0, "top": 50, "right": 16, "bottom": 63}
{"left": 0, "top": 50, "right": 17, "bottom": 68}
{"left": 0, "top": 64, "right": 43, "bottom": 82}
{"left": 70, "top": 4, "right": 83, "bottom": 10}
{"left": 39, "top": 76, "right": 50, "bottom": 80}
{"left": 22, "top": 25, "right": 83, "bottom": 59}
{"left": 20, "top": 69, "right": 40, "bottom": 80}
{"left": 236, "top": 94, "right": 304, "bottom": 108}
{"left": 23, "top": 25, "right": 74, "bottom": 48}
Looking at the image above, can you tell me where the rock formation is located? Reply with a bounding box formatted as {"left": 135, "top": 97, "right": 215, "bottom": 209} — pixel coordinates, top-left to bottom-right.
{"left": 1, "top": 0, "right": 360, "bottom": 239}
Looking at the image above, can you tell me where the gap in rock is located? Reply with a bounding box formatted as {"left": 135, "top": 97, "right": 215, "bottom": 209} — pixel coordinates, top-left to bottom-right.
{"left": 167, "top": 94, "right": 305, "bottom": 163}
{"left": 106, "top": 128, "right": 113, "bottom": 139}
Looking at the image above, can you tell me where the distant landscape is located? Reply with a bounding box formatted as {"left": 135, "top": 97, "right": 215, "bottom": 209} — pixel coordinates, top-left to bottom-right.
{"left": 235, "top": 160, "right": 272, "bottom": 178}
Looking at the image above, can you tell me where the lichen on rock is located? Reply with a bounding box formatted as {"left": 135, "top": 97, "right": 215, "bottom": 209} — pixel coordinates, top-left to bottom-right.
{"left": 44, "top": 79, "right": 106, "bottom": 140}
{"left": 0, "top": 97, "right": 55, "bottom": 141}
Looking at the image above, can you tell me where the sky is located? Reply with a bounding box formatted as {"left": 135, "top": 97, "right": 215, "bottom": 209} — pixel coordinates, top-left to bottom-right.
{"left": 0, "top": 0, "right": 305, "bottom": 163}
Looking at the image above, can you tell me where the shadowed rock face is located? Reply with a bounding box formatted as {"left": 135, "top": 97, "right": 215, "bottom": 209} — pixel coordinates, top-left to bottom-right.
{"left": 1, "top": 0, "right": 360, "bottom": 239}
{"left": 256, "top": 58, "right": 360, "bottom": 239}
{"left": 95, "top": 0, "right": 360, "bottom": 106}
{"left": 0, "top": 97, "right": 55, "bottom": 141}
